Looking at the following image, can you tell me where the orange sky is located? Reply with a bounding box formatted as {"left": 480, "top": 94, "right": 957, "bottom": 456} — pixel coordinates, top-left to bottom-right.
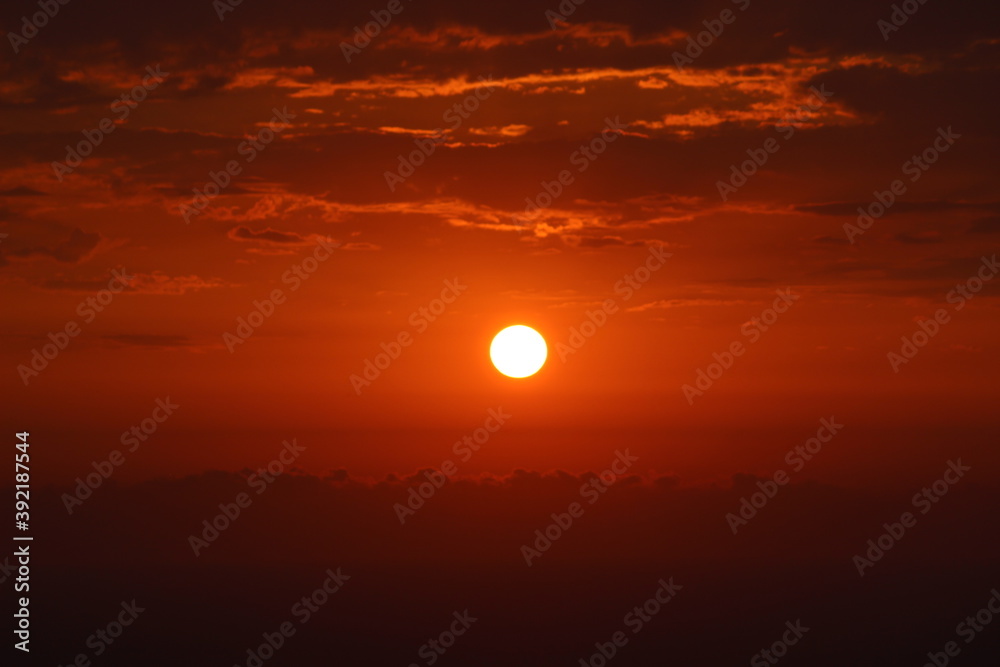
{"left": 1, "top": 0, "right": 998, "bottom": 488}
{"left": 4, "top": 3, "right": 1000, "bottom": 667}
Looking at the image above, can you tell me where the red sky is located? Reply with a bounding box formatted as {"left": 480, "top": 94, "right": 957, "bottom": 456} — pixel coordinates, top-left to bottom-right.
{"left": 3, "top": 1, "right": 1000, "bottom": 666}
{"left": 1, "top": 0, "right": 998, "bottom": 488}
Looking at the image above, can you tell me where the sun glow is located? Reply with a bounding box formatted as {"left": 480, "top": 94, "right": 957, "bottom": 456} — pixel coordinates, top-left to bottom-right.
{"left": 490, "top": 325, "right": 547, "bottom": 378}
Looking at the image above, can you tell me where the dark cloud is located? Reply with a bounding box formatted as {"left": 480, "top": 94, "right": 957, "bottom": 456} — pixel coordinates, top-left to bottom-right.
{"left": 575, "top": 235, "right": 644, "bottom": 248}
{"left": 228, "top": 225, "right": 310, "bottom": 244}
{"left": 968, "top": 216, "right": 1000, "bottom": 234}
{"left": 809, "top": 62, "right": 1000, "bottom": 135}
{"left": 1, "top": 0, "right": 996, "bottom": 75}
{"left": 807, "top": 253, "right": 1000, "bottom": 299}
{"left": 37, "top": 274, "right": 118, "bottom": 291}
{"left": 796, "top": 201, "right": 997, "bottom": 217}
{"left": 812, "top": 235, "right": 851, "bottom": 245}
{"left": 895, "top": 231, "right": 943, "bottom": 244}
{"left": 0, "top": 225, "right": 99, "bottom": 265}
{"left": 156, "top": 183, "right": 256, "bottom": 197}
{"left": 0, "top": 185, "right": 46, "bottom": 196}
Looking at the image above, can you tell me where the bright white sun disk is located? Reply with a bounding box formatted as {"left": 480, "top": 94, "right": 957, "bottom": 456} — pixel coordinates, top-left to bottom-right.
{"left": 490, "top": 325, "right": 547, "bottom": 378}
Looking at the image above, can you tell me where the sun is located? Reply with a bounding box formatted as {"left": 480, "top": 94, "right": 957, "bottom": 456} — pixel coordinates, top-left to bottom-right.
{"left": 490, "top": 325, "right": 547, "bottom": 378}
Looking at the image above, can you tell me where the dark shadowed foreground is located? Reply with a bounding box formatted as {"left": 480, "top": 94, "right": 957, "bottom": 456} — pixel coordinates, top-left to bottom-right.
{"left": 11, "top": 466, "right": 999, "bottom": 666}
